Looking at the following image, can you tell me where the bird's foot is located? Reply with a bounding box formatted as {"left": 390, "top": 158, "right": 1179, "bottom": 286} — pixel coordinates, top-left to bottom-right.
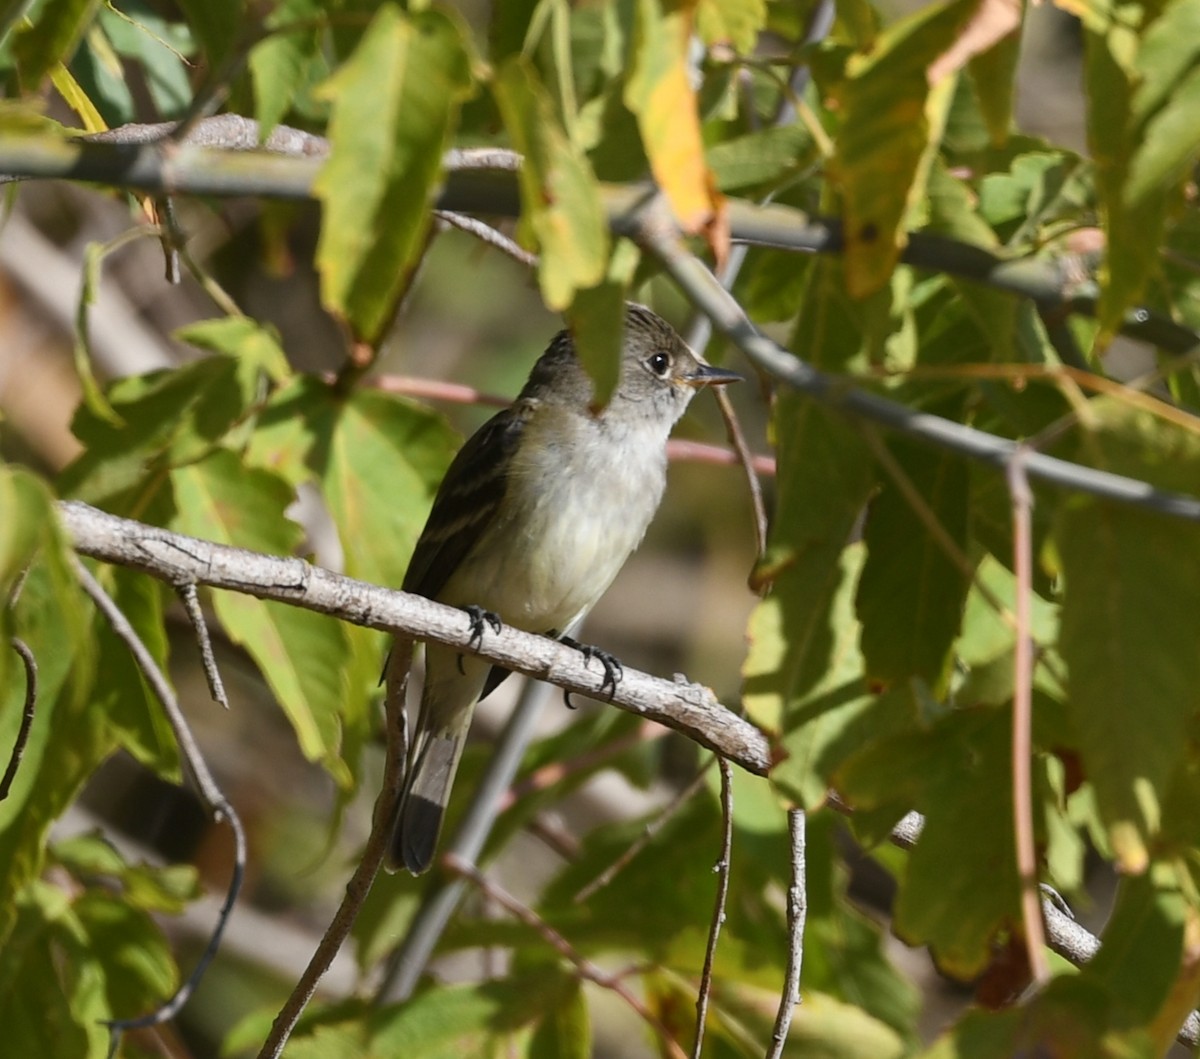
{"left": 457, "top": 605, "right": 503, "bottom": 674}
{"left": 560, "top": 636, "right": 623, "bottom": 706}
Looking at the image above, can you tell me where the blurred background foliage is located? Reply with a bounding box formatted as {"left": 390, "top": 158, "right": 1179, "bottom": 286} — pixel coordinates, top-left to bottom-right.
{"left": 2, "top": 0, "right": 1200, "bottom": 1056}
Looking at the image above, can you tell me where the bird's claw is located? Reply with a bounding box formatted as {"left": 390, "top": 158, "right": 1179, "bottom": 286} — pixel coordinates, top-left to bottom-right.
{"left": 560, "top": 636, "right": 623, "bottom": 702}
{"left": 458, "top": 605, "right": 502, "bottom": 674}
{"left": 464, "top": 605, "right": 503, "bottom": 649}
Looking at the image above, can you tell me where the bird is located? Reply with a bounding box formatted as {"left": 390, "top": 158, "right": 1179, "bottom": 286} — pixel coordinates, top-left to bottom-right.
{"left": 388, "top": 302, "right": 740, "bottom": 873}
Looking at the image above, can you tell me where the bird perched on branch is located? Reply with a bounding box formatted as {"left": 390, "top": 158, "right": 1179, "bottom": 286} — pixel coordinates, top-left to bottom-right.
{"left": 387, "top": 303, "right": 740, "bottom": 873}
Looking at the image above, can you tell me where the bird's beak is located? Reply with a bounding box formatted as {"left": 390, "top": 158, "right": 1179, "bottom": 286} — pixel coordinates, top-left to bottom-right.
{"left": 682, "top": 362, "right": 742, "bottom": 388}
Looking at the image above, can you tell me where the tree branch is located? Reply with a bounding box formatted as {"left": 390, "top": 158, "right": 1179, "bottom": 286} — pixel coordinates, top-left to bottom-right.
{"left": 56, "top": 500, "right": 769, "bottom": 775}
{"left": 2, "top": 120, "right": 1195, "bottom": 353}
{"left": 625, "top": 197, "right": 1200, "bottom": 522}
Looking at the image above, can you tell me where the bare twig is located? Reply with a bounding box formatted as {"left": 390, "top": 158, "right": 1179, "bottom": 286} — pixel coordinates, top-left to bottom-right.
{"left": 504, "top": 724, "right": 654, "bottom": 806}
{"left": 434, "top": 210, "right": 537, "bottom": 268}
{"left": 72, "top": 559, "right": 247, "bottom": 1042}
{"left": 175, "top": 581, "right": 229, "bottom": 710}
{"left": 256, "top": 638, "right": 412, "bottom": 1059}
{"left": 443, "top": 852, "right": 690, "bottom": 1059}
{"left": 574, "top": 763, "right": 715, "bottom": 904}
{"left": 713, "top": 385, "right": 769, "bottom": 560}
{"left": 768, "top": 809, "right": 807, "bottom": 1059}
{"left": 0, "top": 638, "right": 37, "bottom": 801}
{"left": 692, "top": 758, "right": 733, "bottom": 1059}
{"left": 58, "top": 500, "right": 771, "bottom": 775}
{"left": 1007, "top": 453, "right": 1049, "bottom": 984}
{"left": 377, "top": 677, "right": 554, "bottom": 1004}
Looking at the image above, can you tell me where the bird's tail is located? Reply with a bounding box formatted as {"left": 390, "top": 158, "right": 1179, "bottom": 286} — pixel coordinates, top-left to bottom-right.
{"left": 390, "top": 646, "right": 485, "bottom": 874}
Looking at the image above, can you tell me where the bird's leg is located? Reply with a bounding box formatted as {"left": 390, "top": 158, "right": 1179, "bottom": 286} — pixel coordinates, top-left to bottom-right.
{"left": 458, "top": 605, "right": 503, "bottom": 674}
{"left": 559, "top": 635, "right": 624, "bottom": 704}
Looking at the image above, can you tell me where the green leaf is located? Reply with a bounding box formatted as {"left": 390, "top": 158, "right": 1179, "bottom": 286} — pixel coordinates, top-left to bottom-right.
{"left": 529, "top": 978, "right": 590, "bottom": 1059}
{"left": 174, "top": 315, "right": 291, "bottom": 385}
{"left": 170, "top": 450, "right": 353, "bottom": 786}
{"left": 1057, "top": 498, "right": 1200, "bottom": 869}
{"left": 314, "top": 4, "right": 473, "bottom": 340}
{"left": 966, "top": 2, "right": 1023, "bottom": 145}
{"left": 286, "top": 971, "right": 582, "bottom": 1057}
{"left": 564, "top": 237, "right": 640, "bottom": 408}
{"left": 0, "top": 482, "right": 95, "bottom": 944}
{"left": 90, "top": 567, "right": 178, "bottom": 777}
{"left": 60, "top": 355, "right": 273, "bottom": 509}
{"left": 1086, "top": 866, "right": 1190, "bottom": 1032}
{"left": 0, "top": 882, "right": 108, "bottom": 1058}
{"left": 705, "top": 124, "right": 811, "bottom": 193}
{"left": 13, "top": 0, "right": 99, "bottom": 86}
{"left": 831, "top": 0, "right": 979, "bottom": 296}
{"left": 855, "top": 416, "right": 972, "bottom": 690}
{"left": 919, "top": 975, "right": 1158, "bottom": 1058}
{"left": 246, "top": 376, "right": 457, "bottom": 589}
{"left": 838, "top": 707, "right": 1020, "bottom": 977}
{"left": 249, "top": 376, "right": 458, "bottom": 781}
{"left": 696, "top": 0, "right": 767, "bottom": 54}
{"left": 98, "top": 2, "right": 193, "bottom": 118}
{"left": 175, "top": 0, "right": 241, "bottom": 67}
{"left": 248, "top": 0, "right": 328, "bottom": 136}
{"left": 493, "top": 56, "right": 610, "bottom": 310}
{"left": 742, "top": 401, "right": 875, "bottom": 737}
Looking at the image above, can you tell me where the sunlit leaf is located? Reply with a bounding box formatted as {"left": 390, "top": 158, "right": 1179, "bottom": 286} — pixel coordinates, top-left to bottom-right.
{"left": 493, "top": 56, "right": 610, "bottom": 310}
{"left": 625, "top": 0, "right": 724, "bottom": 238}
{"left": 1057, "top": 496, "right": 1200, "bottom": 869}
{"left": 12, "top": 0, "right": 98, "bottom": 87}
{"left": 838, "top": 707, "right": 1020, "bottom": 978}
{"left": 314, "top": 4, "right": 473, "bottom": 340}
{"left": 832, "top": 0, "right": 982, "bottom": 297}
{"left": 855, "top": 414, "right": 972, "bottom": 691}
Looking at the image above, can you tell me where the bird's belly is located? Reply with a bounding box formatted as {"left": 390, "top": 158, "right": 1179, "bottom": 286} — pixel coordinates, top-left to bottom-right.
{"left": 441, "top": 437, "right": 665, "bottom": 634}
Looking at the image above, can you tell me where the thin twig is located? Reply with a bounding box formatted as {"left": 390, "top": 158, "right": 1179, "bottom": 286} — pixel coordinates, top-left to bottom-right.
{"left": 0, "top": 638, "right": 37, "bottom": 801}
{"left": 72, "top": 559, "right": 247, "bottom": 1043}
{"left": 574, "top": 762, "right": 715, "bottom": 904}
{"left": 713, "top": 385, "right": 769, "bottom": 559}
{"left": 1006, "top": 452, "right": 1050, "bottom": 984}
{"left": 257, "top": 638, "right": 412, "bottom": 1059}
{"left": 691, "top": 757, "right": 733, "bottom": 1059}
{"left": 377, "top": 677, "right": 554, "bottom": 1003}
{"left": 443, "top": 852, "right": 689, "bottom": 1059}
{"left": 767, "top": 809, "right": 807, "bottom": 1059}
{"left": 433, "top": 210, "right": 537, "bottom": 268}
{"left": 503, "top": 724, "right": 654, "bottom": 806}
{"left": 525, "top": 814, "right": 582, "bottom": 861}
{"left": 175, "top": 581, "right": 229, "bottom": 710}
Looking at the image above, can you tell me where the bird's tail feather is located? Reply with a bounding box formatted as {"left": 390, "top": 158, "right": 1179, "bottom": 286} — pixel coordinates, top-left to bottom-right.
{"left": 389, "top": 646, "right": 485, "bottom": 874}
{"left": 393, "top": 727, "right": 469, "bottom": 873}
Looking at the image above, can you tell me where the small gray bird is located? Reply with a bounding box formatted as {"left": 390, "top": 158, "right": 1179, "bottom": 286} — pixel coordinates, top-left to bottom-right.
{"left": 388, "top": 303, "right": 739, "bottom": 873}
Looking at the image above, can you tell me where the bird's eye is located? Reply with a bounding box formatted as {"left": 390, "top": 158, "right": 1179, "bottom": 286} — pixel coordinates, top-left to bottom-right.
{"left": 647, "top": 351, "right": 672, "bottom": 377}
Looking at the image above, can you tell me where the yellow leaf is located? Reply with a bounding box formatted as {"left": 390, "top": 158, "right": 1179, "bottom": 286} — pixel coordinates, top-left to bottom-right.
{"left": 625, "top": 0, "right": 725, "bottom": 245}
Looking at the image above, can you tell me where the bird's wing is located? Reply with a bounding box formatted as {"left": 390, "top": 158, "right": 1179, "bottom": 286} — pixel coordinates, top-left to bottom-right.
{"left": 402, "top": 399, "right": 533, "bottom": 601}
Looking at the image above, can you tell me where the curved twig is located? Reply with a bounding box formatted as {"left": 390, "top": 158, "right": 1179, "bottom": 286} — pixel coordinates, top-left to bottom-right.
{"left": 73, "top": 559, "right": 247, "bottom": 1043}
{"left": 0, "top": 638, "right": 37, "bottom": 801}
{"left": 257, "top": 639, "right": 411, "bottom": 1058}
{"left": 691, "top": 757, "right": 733, "bottom": 1059}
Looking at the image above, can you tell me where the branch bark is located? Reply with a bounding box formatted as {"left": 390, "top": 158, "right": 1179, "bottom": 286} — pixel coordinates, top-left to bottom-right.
{"left": 57, "top": 500, "right": 769, "bottom": 775}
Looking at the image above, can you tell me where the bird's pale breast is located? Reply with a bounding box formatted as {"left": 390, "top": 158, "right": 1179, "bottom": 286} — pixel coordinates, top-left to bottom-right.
{"left": 438, "top": 403, "right": 669, "bottom": 635}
